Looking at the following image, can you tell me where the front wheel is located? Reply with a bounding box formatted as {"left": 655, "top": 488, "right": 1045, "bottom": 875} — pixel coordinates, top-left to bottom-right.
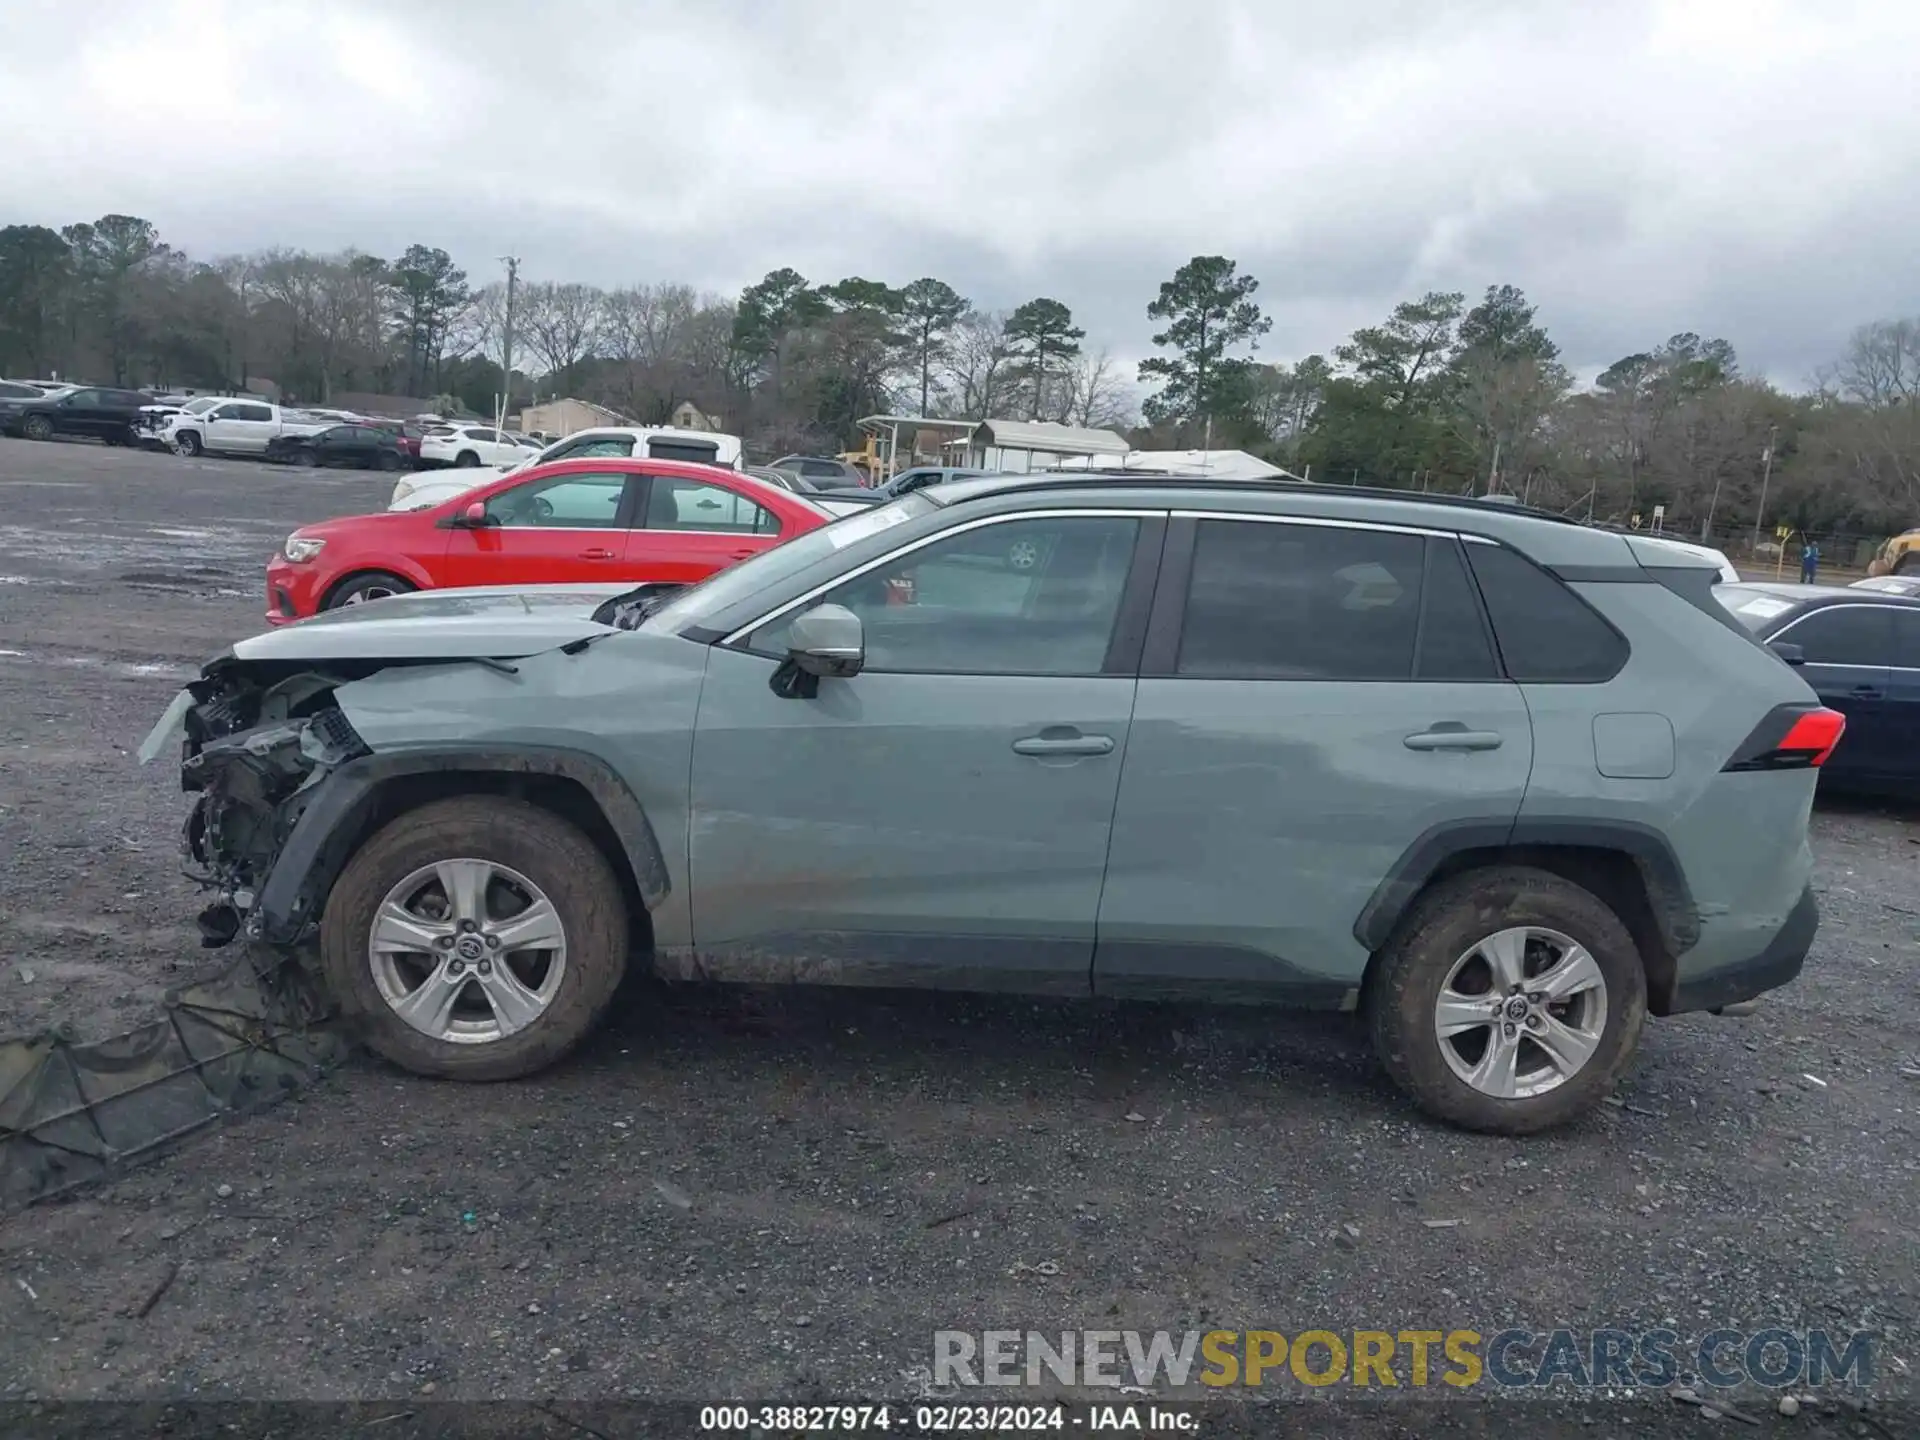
{"left": 1367, "top": 866, "right": 1647, "bottom": 1134}
{"left": 297, "top": 448, "right": 320, "bottom": 468}
{"left": 1895, "top": 552, "right": 1916, "bottom": 576}
{"left": 22, "top": 415, "right": 53, "bottom": 442}
{"left": 454, "top": 450, "right": 480, "bottom": 467}
{"left": 173, "top": 431, "right": 202, "bottom": 457}
{"left": 319, "top": 797, "right": 630, "bottom": 1080}
{"left": 325, "top": 571, "right": 416, "bottom": 609}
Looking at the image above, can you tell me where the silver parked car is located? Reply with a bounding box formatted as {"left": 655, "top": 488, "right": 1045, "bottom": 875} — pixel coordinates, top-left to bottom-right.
{"left": 144, "top": 475, "right": 1833, "bottom": 1133}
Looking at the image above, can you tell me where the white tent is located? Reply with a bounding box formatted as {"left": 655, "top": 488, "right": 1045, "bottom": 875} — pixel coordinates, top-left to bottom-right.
{"left": 1051, "top": 448, "right": 1302, "bottom": 482}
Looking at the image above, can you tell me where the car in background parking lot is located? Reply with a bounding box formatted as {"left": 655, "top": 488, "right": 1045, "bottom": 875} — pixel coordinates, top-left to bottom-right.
{"left": 872, "top": 465, "right": 988, "bottom": 499}
{"left": 266, "top": 423, "right": 412, "bottom": 471}
{"left": 266, "top": 457, "right": 829, "bottom": 619}
{"left": 1850, "top": 575, "right": 1920, "bottom": 597}
{"left": 1716, "top": 581, "right": 1919, "bottom": 793}
{"left": 389, "top": 426, "right": 748, "bottom": 510}
{"left": 419, "top": 424, "right": 531, "bottom": 468}
{"left": 8, "top": 385, "right": 153, "bottom": 444}
{"left": 770, "top": 454, "right": 872, "bottom": 489}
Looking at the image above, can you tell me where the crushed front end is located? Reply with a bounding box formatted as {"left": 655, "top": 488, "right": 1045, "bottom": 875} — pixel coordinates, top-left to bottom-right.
{"left": 160, "top": 659, "right": 371, "bottom": 948}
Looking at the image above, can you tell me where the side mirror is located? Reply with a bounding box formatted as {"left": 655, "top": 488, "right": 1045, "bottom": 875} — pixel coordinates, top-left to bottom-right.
{"left": 788, "top": 603, "right": 864, "bottom": 677}
{"left": 770, "top": 604, "right": 864, "bottom": 698}
{"left": 461, "top": 500, "right": 490, "bottom": 527}
{"left": 1769, "top": 640, "right": 1805, "bottom": 667}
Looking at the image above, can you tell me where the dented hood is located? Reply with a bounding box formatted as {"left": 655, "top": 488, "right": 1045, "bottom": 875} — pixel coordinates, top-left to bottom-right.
{"left": 231, "top": 584, "right": 627, "bottom": 662}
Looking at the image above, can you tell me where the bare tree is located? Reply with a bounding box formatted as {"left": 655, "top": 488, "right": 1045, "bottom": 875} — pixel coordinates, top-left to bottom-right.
{"left": 599, "top": 283, "right": 700, "bottom": 420}
{"left": 519, "top": 281, "right": 603, "bottom": 395}
{"left": 941, "top": 309, "right": 1013, "bottom": 419}
{"left": 1054, "top": 347, "right": 1137, "bottom": 429}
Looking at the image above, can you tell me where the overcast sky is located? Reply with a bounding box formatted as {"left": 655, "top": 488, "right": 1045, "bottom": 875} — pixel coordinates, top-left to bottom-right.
{"left": 4, "top": 0, "right": 1916, "bottom": 390}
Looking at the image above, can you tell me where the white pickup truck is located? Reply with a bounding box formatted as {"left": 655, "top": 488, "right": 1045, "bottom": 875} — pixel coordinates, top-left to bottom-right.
{"left": 161, "top": 400, "right": 331, "bottom": 458}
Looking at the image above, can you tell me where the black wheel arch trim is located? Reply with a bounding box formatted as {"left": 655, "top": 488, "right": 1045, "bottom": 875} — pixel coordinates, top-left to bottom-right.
{"left": 251, "top": 745, "right": 671, "bottom": 945}
{"left": 1353, "top": 816, "right": 1700, "bottom": 957}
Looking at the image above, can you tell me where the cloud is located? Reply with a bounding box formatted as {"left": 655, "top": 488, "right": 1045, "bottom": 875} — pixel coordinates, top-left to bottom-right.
{"left": 3, "top": 0, "right": 1916, "bottom": 386}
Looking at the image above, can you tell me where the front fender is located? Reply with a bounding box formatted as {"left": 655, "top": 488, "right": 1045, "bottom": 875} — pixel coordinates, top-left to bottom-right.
{"left": 250, "top": 746, "right": 671, "bottom": 945}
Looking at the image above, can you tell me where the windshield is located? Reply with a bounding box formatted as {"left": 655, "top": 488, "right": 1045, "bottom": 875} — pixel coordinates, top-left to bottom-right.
{"left": 1713, "top": 584, "right": 1799, "bottom": 631}
{"left": 643, "top": 493, "right": 936, "bottom": 632}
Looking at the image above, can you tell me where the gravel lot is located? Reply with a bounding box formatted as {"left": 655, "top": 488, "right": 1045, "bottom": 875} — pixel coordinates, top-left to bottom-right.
{"left": 0, "top": 440, "right": 1915, "bottom": 1431}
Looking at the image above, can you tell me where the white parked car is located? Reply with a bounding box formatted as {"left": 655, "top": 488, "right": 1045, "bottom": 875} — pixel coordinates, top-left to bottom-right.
{"left": 389, "top": 425, "right": 747, "bottom": 511}
{"left": 418, "top": 424, "right": 530, "bottom": 469}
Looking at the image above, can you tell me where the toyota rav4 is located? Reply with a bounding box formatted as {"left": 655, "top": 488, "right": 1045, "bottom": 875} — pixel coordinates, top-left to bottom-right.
{"left": 142, "top": 475, "right": 1836, "bottom": 1133}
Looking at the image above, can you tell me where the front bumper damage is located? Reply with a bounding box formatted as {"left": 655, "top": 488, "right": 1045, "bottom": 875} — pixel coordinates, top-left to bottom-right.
{"left": 1, "top": 661, "right": 371, "bottom": 1211}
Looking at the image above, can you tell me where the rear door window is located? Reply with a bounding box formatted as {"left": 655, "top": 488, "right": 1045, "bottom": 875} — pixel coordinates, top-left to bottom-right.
{"left": 1176, "top": 519, "right": 1425, "bottom": 681}
{"left": 1892, "top": 608, "right": 1920, "bottom": 670}
{"left": 645, "top": 477, "right": 778, "bottom": 535}
{"left": 1778, "top": 605, "right": 1893, "bottom": 666}
{"left": 1464, "top": 542, "right": 1629, "bottom": 682}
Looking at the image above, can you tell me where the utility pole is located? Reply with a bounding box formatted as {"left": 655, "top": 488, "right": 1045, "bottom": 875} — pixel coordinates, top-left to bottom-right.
{"left": 498, "top": 255, "right": 520, "bottom": 430}
{"left": 1751, "top": 424, "right": 1778, "bottom": 553}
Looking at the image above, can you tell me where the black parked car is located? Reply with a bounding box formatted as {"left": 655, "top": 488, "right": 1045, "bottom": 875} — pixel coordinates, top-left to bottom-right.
{"left": 768, "top": 454, "right": 872, "bottom": 489}
{"left": 1717, "top": 582, "right": 1920, "bottom": 793}
{"left": 6, "top": 386, "right": 152, "bottom": 444}
{"left": 266, "top": 423, "right": 410, "bottom": 470}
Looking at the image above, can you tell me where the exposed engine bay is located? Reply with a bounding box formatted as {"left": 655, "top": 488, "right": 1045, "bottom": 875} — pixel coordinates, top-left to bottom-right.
{"left": 173, "top": 659, "right": 373, "bottom": 947}
{"left": 164, "top": 580, "right": 686, "bottom": 950}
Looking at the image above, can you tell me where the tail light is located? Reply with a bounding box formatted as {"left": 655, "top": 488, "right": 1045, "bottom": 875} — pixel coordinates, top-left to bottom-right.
{"left": 1723, "top": 705, "right": 1846, "bottom": 772}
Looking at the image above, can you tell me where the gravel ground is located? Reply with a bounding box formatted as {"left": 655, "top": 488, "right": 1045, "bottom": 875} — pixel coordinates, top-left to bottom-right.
{"left": 0, "top": 440, "right": 1916, "bottom": 1433}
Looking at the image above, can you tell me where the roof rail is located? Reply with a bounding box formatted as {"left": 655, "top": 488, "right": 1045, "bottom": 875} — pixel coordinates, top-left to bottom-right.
{"left": 947, "top": 472, "right": 1580, "bottom": 525}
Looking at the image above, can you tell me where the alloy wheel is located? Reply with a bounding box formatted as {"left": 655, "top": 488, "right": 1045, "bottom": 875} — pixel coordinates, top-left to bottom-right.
{"left": 367, "top": 858, "right": 568, "bottom": 1044}
{"left": 1432, "top": 926, "right": 1608, "bottom": 1099}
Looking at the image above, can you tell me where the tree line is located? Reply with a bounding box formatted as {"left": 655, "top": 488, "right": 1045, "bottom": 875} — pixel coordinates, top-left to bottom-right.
{"left": 0, "top": 214, "right": 1914, "bottom": 540}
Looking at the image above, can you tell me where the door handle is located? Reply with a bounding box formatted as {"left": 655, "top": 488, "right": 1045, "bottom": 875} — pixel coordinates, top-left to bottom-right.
{"left": 1404, "top": 728, "right": 1503, "bottom": 752}
{"left": 577, "top": 547, "right": 618, "bottom": 560}
{"left": 727, "top": 547, "right": 757, "bottom": 559}
{"left": 1849, "top": 685, "right": 1883, "bottom": 699}
{"left": 1013, "top": 730, "right": 1115, "bottom": 757}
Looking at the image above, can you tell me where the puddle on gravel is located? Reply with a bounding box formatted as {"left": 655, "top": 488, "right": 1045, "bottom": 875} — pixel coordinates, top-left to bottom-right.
{"left": 0, "top": 649, "right": 194, "bottom": 681}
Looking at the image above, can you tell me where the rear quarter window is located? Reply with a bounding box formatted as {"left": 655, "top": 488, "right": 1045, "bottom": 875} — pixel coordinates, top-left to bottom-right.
{"left": 1465, "top": 542, "right": 1628, "bottom": 682}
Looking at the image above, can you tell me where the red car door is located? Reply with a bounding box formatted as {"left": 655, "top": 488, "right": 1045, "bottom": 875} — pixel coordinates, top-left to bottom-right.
{"left": 623, "top": 472, "right": 789, "bottom": 583}
{"left": 437, "top": 468, "right": 637, "bottom": 590}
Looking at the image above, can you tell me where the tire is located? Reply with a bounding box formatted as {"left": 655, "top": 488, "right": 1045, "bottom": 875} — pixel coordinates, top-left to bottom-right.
{"left": 454, "top": 450, "right": 480, "bottom": 467}
{"left": 173, "top": 431, "right": 202, "bottom": 457}
{"left": 319, "top": 796, "right": 629, "bottom": 1081}
{"left": 1367, "top": 865, "right": 1647, "bottom": 1135}
{"left": 22, "top": 414, "right": 53, "bottom": 442}
{"left": 324, "top": 571, "right": 416, "bottom": 609}
{"left": 1895, "top": 553, "right": 1916, "bottom": 576}
{"left": 376, "top": 450, "right": 401, "bottom": 472}
{"left": 297, "top": 448, "right": 320, "bottom": 468}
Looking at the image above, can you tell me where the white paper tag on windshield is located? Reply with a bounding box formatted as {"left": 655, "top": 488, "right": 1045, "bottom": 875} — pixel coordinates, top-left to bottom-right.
{"left": 826, "top": 504, "right": 912, "bottom": 548}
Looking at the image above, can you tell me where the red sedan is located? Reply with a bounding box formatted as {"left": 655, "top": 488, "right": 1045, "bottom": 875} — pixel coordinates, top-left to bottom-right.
{"left": 265, "top": 458, "right": 830, "bottom": 623}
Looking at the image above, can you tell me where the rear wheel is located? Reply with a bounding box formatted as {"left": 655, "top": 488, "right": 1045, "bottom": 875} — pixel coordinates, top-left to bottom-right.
{"left": 22, "top": 414, "right": 53, "bottom": 442}
{"left": 325, "top": 570, "right": 415, "bottom": 609}
{"left": 319, "top": 797, "right": 629, "bottom": 1080}
{"left": 1367, "top": 866, "right": 1646, "bottom": 1134}
{"left": 1895, "top": 552, "right": 1916, "bottom": 575}
{"left": 454, "top": 450, "right": 480, "bottom": 467}
{"left": 375, "top": 450, "right": 401, "bottom": 471}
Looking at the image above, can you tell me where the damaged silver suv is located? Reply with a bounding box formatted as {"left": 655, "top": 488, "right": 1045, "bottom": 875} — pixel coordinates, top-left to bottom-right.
{"left": 145, "top": 476, "right": 1833, "bottom": 1133}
